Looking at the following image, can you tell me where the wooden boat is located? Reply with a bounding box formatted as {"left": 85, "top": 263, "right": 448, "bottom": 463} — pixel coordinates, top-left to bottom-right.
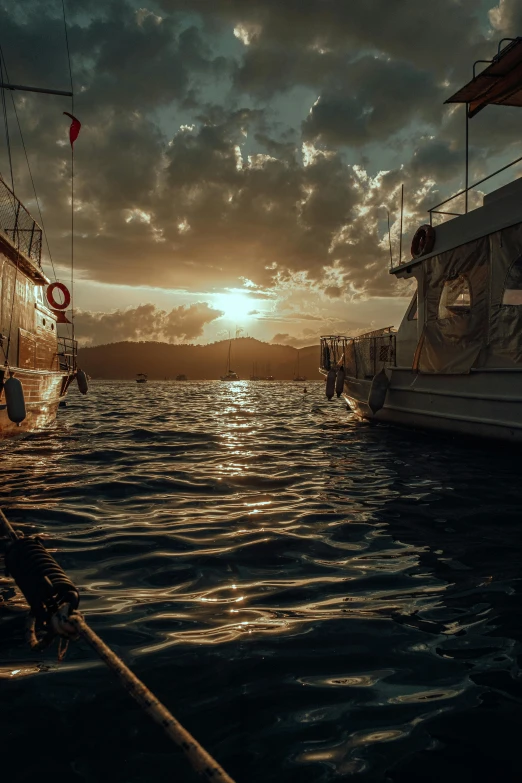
{"left": 0, "top": 177, "right": 77, "bottom": 437}
{"left": 320, "top": 39, "right": 522, "bottom": 444}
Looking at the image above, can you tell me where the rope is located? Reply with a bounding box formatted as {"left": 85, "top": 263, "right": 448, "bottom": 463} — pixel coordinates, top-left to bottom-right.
{"left": 0, "top": 506, "right": 237, "bottom": 782}
{"left": 0, "top": 43, "right": 57, "bottom": 281}
{"left": 62, "top": 0, "right": 74, "bottom": 337}
{"left": 59, "top": 610, "right": 236, "bottom": 783}
{"left": 0, "top": 44, "right": 25, "bottom": 366}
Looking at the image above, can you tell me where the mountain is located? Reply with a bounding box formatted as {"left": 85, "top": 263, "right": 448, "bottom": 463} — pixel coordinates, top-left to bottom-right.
{"left": 77, "top": 337, "right": 321, "bottom": 380}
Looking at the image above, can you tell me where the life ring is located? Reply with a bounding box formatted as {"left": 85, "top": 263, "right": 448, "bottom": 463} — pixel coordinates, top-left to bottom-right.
{"left": 46, "top": 282, "right": 71, "bottom": 310}
{"left": 411, "top": 224, "right": 436, "bottom": 259}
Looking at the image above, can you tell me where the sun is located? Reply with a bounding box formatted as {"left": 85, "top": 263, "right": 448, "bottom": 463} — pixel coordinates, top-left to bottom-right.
{"left": 214, "top": 291, "right": 253, "bottom": 321}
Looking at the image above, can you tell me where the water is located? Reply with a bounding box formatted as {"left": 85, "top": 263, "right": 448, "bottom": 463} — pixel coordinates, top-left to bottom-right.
{"left": 2, "top": 380, "right": 522, "bottom": 782}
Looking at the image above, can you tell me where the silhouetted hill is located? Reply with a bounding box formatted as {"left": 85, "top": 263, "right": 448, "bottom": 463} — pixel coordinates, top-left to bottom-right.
{"left": 77, "top": 338, "right": 321, "bottom": 380}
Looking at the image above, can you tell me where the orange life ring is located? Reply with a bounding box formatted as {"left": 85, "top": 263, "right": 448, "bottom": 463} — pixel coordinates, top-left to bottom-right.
{"left": 46, "top": 282, "right": 71, "bottom": 310}
{"left": 411, "top": 224, "right": 436, "bottom": 259}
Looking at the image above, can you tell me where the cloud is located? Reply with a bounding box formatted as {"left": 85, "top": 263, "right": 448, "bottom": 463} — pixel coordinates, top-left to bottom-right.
{"left": 3, "top": 0, "right": 520, "bottom": 329}
{"left": 73, "top": 302, "right": 223, "bottom": 346}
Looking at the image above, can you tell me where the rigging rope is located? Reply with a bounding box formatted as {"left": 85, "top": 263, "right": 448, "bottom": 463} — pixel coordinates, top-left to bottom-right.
{"left": 62, "top": 0, "right": 74, "bottom": 336}
{"left": 0, "top": 46, "right": 22, "bottom": 367}
{"left": 0, "top": 46, "right": 58, "bottom": 282}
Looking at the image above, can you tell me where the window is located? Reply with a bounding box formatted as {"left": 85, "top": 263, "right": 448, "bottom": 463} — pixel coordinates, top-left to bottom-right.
{"left": 502, "top": 255, "right": 522, "bottom": 304}
{"left": 438, "top": 275, "right": 471, "bottom": 318}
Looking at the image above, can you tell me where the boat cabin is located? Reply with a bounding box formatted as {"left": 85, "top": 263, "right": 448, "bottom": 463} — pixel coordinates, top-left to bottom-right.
{"left": 321, "top": 37, "right": 522, "bottom": 382}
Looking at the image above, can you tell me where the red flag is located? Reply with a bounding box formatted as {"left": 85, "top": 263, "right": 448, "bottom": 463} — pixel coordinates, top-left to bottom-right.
{"left": 63, "top": 112, "right": 81, "bottom": 147}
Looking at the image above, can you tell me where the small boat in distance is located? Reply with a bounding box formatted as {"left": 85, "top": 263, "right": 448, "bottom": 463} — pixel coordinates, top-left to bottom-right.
{"left": 136, "top": 373, "right": 147, "bottom": 383}
{"left": 220, "top": 339, "right": 239, "bottom": 381}
{"left": 176, "top": 374, "right": 188, "bottom": 381}
{"left": 262, "top": 363, "right": 275, "bottom": 381}
{"left": 250, "top": 362, "right": 261, "bottom": 381}
{"left": 293, "top": 351, "right": 306, "bottom": 382}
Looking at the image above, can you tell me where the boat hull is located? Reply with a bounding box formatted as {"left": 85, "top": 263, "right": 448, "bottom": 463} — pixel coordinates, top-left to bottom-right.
{"left": 340, "top": 367, "right": 522, "bottom": 443}
{"left": 0, "top": 368, "right": 72, "bottom": 438}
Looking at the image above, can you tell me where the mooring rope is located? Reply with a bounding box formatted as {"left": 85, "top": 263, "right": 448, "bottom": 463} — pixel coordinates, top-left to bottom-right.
{"left": 0, "top": 508, "right": 236, "bottom": 783}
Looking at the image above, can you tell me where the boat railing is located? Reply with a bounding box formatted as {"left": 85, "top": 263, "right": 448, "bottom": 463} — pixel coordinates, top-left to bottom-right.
{"left": 320, "top": 329, "right": 396, "bottom": 379}
{"left": 427, "top": 154, "right": 522, "bottom": 225}
{"left": 57, "top": 336, "right": 77, "bottom": 372}
{"left": 0, "top": 176, "right": 43, "bottom": 268}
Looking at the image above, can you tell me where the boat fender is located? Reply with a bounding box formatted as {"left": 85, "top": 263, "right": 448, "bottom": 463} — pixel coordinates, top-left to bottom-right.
{"left": 76, "top": 368, "right": 89, "bottom": 395}
{"left": 4, "top": 376, "right": 26, "bottom": 424}
{"left": 411, "top": 224, "right": 435, "bottom": 258}
{"left": 368, "top": 367, "right": 390, "bottom": 414}
{"left": 46, "top": 282, "right": 71, "bottom": 310}
{"left": 335, "top": 367, "right": 345, "bottom": 397}
{"left": 325, "top": 369, "right": 336, "bottom": 400}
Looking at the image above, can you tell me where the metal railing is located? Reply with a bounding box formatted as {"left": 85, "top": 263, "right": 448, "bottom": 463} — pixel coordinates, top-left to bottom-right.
{"left": 428, "top": 154, "right": 522, "bottom": 225}
{"left": 320, "top": 328, "right": 396, "bottom": 379}
{"left": 57, "top": 336, "right": 77, "bottom": 373}
{"left": 0, "top": 176, "right": 42, "bottom": 267}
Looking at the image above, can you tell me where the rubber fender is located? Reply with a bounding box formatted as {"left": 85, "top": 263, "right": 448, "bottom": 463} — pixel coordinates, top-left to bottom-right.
{"left": 368, "top": 367, "right": 389, "bottom": 414}
{"left": 4, "top": 376, "right": 26, "bottom": 423}
{"left": 76, "top": 368, "right": 89, "bottom": 395}
{"left": 325, "top": 369, "right": 336, "bottom": 400}
{"left": 335, "top": 367, "right": 345, "bottom": 398}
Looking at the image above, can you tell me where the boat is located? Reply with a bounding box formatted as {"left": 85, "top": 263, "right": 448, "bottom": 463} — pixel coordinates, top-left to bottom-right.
{"left": 175, "top": 374, "right": 188, "bottom": 381}
{"left": 136, "top": 373, "right": 147, "bottom": 383}
{"left": 0, "top": 80, "right": 82, "bottom": 436}
{"left": 250, "top": 362, "right": 261, "bottom": 381}
{"left": 220, "top": 340, "right": 239, "bottom": 381}
{"left": 320, "top": 38, "right": 522, "bottom": 443}
{"left": 262, "top": 363, "right": 274, "bottom": 381}
{"left": 293, "top": 351, "right": 306, "bottom": 382}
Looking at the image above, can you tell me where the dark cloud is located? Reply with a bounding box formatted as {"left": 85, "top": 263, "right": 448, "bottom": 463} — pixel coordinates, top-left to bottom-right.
{"left": 2, "top": 0, "right": 519, "bottom": 322}
{"left": 74, "top": 301, "right": 223, "bottom": 346}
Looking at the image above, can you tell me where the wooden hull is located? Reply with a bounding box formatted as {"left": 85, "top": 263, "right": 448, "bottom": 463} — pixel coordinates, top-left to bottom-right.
{"left": 0, "top": 367, "right": 72, "bottom": 438}
{"left": 340, "top": 368, "right": 522, "bottom": 443}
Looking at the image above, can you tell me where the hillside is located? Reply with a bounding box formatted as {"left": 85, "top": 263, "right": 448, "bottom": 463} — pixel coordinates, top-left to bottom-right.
{"left": 77, "top": 337, "right": 321, "bottom": 380}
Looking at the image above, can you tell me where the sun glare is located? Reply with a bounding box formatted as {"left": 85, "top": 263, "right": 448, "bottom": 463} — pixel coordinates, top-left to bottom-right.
{"left": 214, "top": 291, "right": 253, "bottom": 321}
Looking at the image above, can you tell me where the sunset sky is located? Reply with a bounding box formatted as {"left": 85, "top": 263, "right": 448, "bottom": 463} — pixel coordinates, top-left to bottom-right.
{"left": 1, "top": 0, "right": 521, "bottom": 346}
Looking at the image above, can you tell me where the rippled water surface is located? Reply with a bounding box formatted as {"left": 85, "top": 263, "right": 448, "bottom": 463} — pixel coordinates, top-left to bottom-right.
{"left": 2, "top": 380, "right": 522, "bottom": 782}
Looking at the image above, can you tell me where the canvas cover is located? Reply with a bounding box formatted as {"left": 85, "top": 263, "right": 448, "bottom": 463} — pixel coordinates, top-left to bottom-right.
{"left": 417, "top": 237, "right": 489, "bottom": 373}
{"left": 487, "top": 222, "right": 522, "bottom": 364}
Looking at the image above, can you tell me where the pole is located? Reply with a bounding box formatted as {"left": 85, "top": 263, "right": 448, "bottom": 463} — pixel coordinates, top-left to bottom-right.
{"left": 387, "top": 211, "right": 393, "bottom": 268}
{"left": 465, "top": 103, "right": 469, "bottom": 214}
{"left": 399, "top": 184, "right": 404, "bottom": 265}
{"left": 0, "top": 82, "right": 72, "bottom": 97}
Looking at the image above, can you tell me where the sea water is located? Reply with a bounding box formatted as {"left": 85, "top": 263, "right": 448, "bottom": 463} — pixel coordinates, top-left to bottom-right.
{"left": 1, "top": 381, "right": 522, "bottom": 782}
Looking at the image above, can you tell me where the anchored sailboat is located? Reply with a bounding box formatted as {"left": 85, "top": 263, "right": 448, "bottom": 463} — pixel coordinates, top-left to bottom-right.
{"left": 293, "top": 351, "right": 306, "bottom": 382}
{"left": 220, "top": 339, "right": 239, "bottom": 381}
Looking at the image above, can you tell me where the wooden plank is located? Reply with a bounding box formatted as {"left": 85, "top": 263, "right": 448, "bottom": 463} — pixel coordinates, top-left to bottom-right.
{"left": 18, "top": 328, "right": 36, "bottom": 369}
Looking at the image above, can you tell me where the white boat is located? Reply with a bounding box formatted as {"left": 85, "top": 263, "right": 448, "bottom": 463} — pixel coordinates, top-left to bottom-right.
{"left": 220, "top": 340, "right": 239, "bottom": 381}
{"left": 320, "top": 38, "right": 522, "bottom": 443}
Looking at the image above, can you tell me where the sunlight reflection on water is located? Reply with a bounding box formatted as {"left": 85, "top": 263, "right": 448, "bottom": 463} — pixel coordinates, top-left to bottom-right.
{"left": 2, "top": 380, "right": 522, "bottom": 781}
